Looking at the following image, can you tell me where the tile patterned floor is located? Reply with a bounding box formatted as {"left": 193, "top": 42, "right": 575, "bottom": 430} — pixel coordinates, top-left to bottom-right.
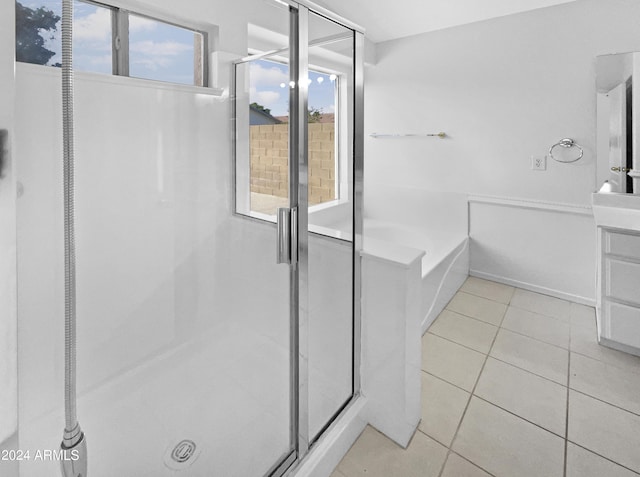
{"left": 332, "top": 277, "right": 640, "bottom": 477}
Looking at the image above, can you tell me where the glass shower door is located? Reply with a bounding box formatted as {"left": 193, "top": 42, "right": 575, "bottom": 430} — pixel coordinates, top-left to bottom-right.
{"left": 234, "top": 0, "right": 364, "bottom": 464}
{"left": 306, "top": 11, "right": 357, "bottom": 444}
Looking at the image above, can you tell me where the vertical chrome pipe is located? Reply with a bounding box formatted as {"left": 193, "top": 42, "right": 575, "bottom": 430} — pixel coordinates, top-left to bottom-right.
{"left": 60, "top": 0, "right": 87, "bottom": 475}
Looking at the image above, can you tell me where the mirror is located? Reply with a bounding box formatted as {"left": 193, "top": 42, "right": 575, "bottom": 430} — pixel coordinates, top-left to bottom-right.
{"left": 596, "top": 52, "right": 640, "bottom": 194}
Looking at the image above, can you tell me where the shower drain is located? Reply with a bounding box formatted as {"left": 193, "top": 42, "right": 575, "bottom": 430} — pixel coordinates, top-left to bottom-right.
{"left": 164, "top": 439, "right": 201, "bottom": 471}
{"left": 172, "top": 440, "right": 196, "bottom": 463}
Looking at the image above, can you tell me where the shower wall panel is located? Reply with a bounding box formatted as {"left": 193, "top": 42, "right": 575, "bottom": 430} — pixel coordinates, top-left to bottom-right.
{"left": 13, "top": 62, "right": 286, "bottom": 475}
{"left": 0, "top": 0, "right": 17, "bottom": 451}
{"left": 15, "top": 61, "right": 229, "bottom": 412}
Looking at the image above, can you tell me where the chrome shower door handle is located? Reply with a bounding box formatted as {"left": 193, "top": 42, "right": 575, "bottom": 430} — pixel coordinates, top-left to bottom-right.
{"left": 277, "top": 207, "right": 291, "bottom": 264}
{"left": 290, "top": 207, "right": 298, "bottom": 265}
{"left": 276, "top": 207, "right": 298, "bottom": 265}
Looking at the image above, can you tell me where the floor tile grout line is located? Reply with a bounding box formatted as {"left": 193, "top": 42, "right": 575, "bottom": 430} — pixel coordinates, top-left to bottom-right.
{"left": 424, "top": 354, "right": 568, "bottom": 403}
{"left": 428, "top": 328, "right": 494, "bottom": 355}
{"left": 443, "top": 305, "right": 503, "bottom": 328}
{"left": 465, "top": 279, "right": 585, "bottom": 320}
{"left": 470, "top": 395, "right": 567, "bottom": 441}
{"left": 569, "top": 312, "right": 598, "bottom": 330}
{"left": 424, "top": 331, "right": 570, "bottom": 388}
{"left": 423, "top": 331, "right": 489, "bottom": 357}
{"left": 458, "top": 288, "right": 509, "bottom": 305}
{"left": 428, "top": 327, "right": 570, "bottom": 386}
{"left": 422, "top": 369, "right": 474, "bottom": 395}
{"left": 498, "top": 323, "right": 570, "bottom": 351}
{"left": 415, "top": 427, "right": 453, "bottom": 451}
{"left": 566, "top": 440, "right": 640, "bottom": 476}
{"left": 436, "top": 306, "right": 508, "bottom": 477}
{"left": 508, "top": 302, "right": 572, "bottom": 324}
{"left": 506, "top": 304, "right": 575, "bottom": 325}
{"left": 569, "top": 387, "right": 640, "bottom": 419}
{"left": 436, "top": 448, "right": 452, "bottom": 477}
{"left": 483, "top": 354, "right": 568, "bottom": 387}
{"left": 455, "top": 288, "right": 513, "bottom": 306}
{"left": 440, "top": 305, "right": 576, "bottom": 354}
{"left": 437, "top": 450, "right": 453, "bottom": 477}
{"left": 569, "top": 348, "right": 640, "bottom": 376}
{"left": 446, "top": 449, "right": 499, "bottom": 477}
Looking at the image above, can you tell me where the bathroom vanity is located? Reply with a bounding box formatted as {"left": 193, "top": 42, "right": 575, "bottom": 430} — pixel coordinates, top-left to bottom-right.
{"left": 592, "top": 193, "right": 640, "bottom": 356}
{"left": 594, "top": 51, "right": 640, "bottom": 355}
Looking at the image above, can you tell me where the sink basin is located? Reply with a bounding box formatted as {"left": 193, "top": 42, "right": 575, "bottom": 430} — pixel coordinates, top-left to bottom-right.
{"left": 592, "top": 192, "right": 640, "bottom": 231}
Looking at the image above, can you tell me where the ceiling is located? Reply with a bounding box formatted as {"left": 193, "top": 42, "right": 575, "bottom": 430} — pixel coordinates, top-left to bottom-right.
{"left": 313, "top": 0, "right": 578, "bottom": 43}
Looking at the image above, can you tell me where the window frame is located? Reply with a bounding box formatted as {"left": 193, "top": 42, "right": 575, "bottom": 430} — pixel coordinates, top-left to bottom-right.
{"left": 110, "top": 6, "right": 209, "bottom": 87}
{"left": 234, "top": 54, "right": 345, "bottom": 222}
{"left": 15, "top": 0, "right": 214, "bottom": 88}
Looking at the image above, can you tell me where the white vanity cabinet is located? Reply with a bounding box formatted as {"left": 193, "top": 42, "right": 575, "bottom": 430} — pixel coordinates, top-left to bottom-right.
{"left": 597, "top": 227, "right": 640, "bottom": 354}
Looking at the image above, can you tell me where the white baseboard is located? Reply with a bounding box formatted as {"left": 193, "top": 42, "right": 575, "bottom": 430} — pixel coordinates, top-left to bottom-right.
{"left": 469, "top": 269, "right": 596, "bottom": 306}
{"left": 599, "top": 336, "right": 640, "bottom": 358}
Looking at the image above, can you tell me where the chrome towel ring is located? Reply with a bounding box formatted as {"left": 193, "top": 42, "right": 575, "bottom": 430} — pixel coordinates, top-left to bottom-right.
{"left": 549, "top": 138, "right": 584, "bottom": 163}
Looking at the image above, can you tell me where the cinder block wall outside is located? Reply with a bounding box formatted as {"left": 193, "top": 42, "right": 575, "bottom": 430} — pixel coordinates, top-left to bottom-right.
{"left": 250, "top": 123, "right": 335, "bottom": 205}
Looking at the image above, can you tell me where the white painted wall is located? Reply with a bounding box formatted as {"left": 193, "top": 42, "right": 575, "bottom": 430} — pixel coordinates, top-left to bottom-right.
{"left": 469, "top": 199, "right": 596, "bottom": 304}
{"left": 0, "top": 0, "right": 18, "bottom": 457}
{"left": 365, "top": 0, "right": 640, "bottom": 302}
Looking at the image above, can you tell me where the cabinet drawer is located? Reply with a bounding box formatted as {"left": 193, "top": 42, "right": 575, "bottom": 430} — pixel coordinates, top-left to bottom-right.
{"left": 606, "top": 258, "right": 640, "bottom": 305}
{"left": 605, "top": 300, "right": 640, "bottom": 349}
{"left": 606, "top": 230, "right": 640, "bottom": 260}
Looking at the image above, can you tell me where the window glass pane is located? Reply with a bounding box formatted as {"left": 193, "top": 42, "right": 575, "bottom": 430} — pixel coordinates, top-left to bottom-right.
{"left": 128, "top": 14, "right": 201, "bottom": 86}
{"left": 308, "top": 69, "right": 337, "bottom": 206}
{"left": 15, "top": 0, "right": 61, "bottom": 66}
{"left": 248, "top": 58, "right": 290, "bottom": 216}
{"left": 237, "top": 58, "right": 338, "bottom": 217}
{"left": 15, "top": 0, "right": 113, "bottom": 73}
{"left": 72, "top": 1, "right": 113, "bottom": 74}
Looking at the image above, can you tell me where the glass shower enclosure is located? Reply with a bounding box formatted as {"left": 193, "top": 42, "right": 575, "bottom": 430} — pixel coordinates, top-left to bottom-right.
{"left": 10, "top": 0, "right": 363, "bottom": 476}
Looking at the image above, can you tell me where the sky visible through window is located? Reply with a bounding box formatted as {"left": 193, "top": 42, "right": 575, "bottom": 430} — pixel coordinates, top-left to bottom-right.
{"left": 19, "top": 0, "right": 338, "bottom": 101}
{"left": 20, "top": 0, "right": 197, "bottom": 85}
{"left": 251, "top": 58, "right": 337, "bottom": 118}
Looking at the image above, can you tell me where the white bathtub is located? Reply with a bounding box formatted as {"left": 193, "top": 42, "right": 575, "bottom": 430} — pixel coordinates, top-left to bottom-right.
{"left": 309, "top": 186, "right": 470, "bottom": 333}
{"left": 363, "top": 220, "right": 469, "bottom": 333}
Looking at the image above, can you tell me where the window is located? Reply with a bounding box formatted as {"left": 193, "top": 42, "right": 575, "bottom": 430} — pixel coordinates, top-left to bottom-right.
{"left": 15, "top": 0, "right": 207, "bottom": 87}
{"left": 236, "top": 57, "right": 341, "bottom": 218}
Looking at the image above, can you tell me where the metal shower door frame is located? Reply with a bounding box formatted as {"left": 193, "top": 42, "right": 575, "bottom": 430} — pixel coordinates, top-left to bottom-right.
{"left": 287, "top": 3, "right": 365, "bottom": 472}
{"left": 233, "top": 2, "right": 364, "bottom": 474}
{"left": 279, "top": 2, "right": 366, "bottom": 474}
